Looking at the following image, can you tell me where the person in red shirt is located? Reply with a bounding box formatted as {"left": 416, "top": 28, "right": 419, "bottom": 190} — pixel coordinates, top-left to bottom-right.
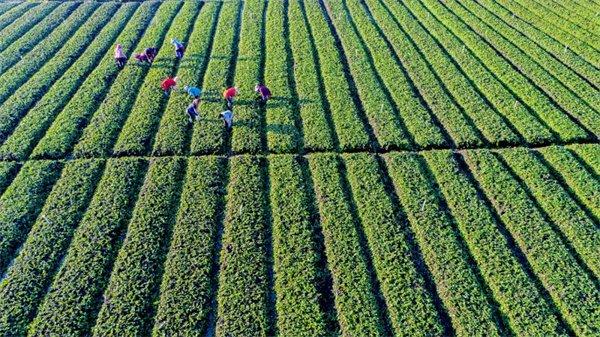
{"left": 161, "top": 76, "right": 178, "bottom": 95}
{"left": 223, "top": 86, "right": 238, "bottom": 109}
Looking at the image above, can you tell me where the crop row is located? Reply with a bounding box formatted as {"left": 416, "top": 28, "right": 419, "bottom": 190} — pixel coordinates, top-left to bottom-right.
{"left": 92, "top": 158, "right": 185, "bottom": 336}
{"left": 459, "top": 0, "right": 600, "bottom": 112}
{"left": 28, "top": 158, "right": 148, "bottom": 336}
{"left": 300, "top": 0, "right": 372, "bottom": 151}
{"left": 72, "top": 1, "right": 182, "bottom": 158}
{"left": 493, "top": 0, "right": 600, "bottom": 68}
{"left": 113, "top": 0, "right": 201, "bottom": 156}
{"left": 337, "top": 0, "right": 489, "bottom": 149}
{"left": 513, "top": 0, "right": 598, "bottom": 49}
{"left": 324, "top": 0, "right": 413, "bottom": 150}
{"left": 499, "top": 148, "right": 600, "bottom": 278}
{"left": 423, "top": 150, "right": 568, "bottom": 336}
{"left": 189, "top": 0, "right": 242, "bottom": 155}
{"left": 0, "top": 160, "right": 62, "bottom": 276}
{"left": 264, "top": 0, "right": 302, "bottom": 153}
{"left": 476, "top": 0, "right": 600, "bottom": 89}
{"left": 0, "top": 159, "right": 105, "bottom": 336}
{"left": 0, "top": 2, "right": 36, "bottom": 33}
{"left": 441, "top": 0, "right": 600, "bottom": 135}
{"left": 538, "top": 146, "right": 600, "bottom": 222}
{"left": 0, "top": 162, "right": 18, "bottom": 196}
{"left": 0, "top": 2, "right": 18, "bottom": 17}
{"left": 362, "top": 0, "right": 519, "bottom": 148}
{"left": 464, "top": 149, "right": 600, "bottom": 335}
{"left": 384, "top": 152, "right": 504, "bottom": 336}
{"left": 307, "top": 153, "right": 385, "bottom": 336}
{"left": 268, "top": 155, "right": 328, "bottom": 336}
{"left": 382, "top": 0, "right": 555, "bottom": 146}
{"left": 0, "top": 2, "right": 77, "bottom": 81}
{"left": 150, "top": 1, "right": 222, "bottom": 156}
{"left": 0, "top": 2, "right": 101, "bottom": 105}
{"left": 416, "top": 0, "right": 590, "bottom": 143}
{"left": 0, "top": 3, "right": 111, "bottom": 145}
{"left": 0, "top": 2, "right": 59, "bottom": 53}
{"left": 288, "top": 0, "right": 336, "bottom": 151}
{"left": 152, "top": 157, "right": 226, "bottom": 336}
{"left": 568, "top": 143, "right": 600, "bottom": 176}
{"left": 529, "top": 0, "right": 599, "bottom": 35}
{"left": 216, "top": 156, "right": 271, "bottom": 337}
{"left": 342, "top": 153, "right": 445, "bottom": 336}
{"left": 228, "top": 0, "right": 267, "bottom": 154}
{"left": 0, "top": 2, "right": 144, "bottom": 161}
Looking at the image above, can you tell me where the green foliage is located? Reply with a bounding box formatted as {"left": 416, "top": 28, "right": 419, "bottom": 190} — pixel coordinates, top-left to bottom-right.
{"left": 152, "top": 157, "right": 226, "bottom": 336}
{"left": 0, "top": 2, "right": 37, "bottom": 37}
{"left": 28, "top": 158, "right": 147, "bottom": 336}
{"left": 0, "top": 2, "right": 59, "bottom": 54}
{"left": 568, "top": 143, "right": 600, "bottom": 176}
{"left": 0, "top": 159, "right": 104, "bottom": 336}
{"left": 465, "top": 149, "right": 600, "bottom": 335}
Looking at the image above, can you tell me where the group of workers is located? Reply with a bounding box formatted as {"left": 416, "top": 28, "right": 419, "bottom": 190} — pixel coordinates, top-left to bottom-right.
{"left": 114, "top": 39, "right": 272, "bottom": 130}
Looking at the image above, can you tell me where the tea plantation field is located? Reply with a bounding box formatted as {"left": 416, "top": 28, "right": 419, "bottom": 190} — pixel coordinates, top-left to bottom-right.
{"left": 0, "top": 0, "right": 598, "bottom": 336}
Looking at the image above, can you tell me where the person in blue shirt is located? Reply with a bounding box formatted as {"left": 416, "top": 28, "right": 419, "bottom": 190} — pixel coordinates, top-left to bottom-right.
{"left": 186, "top": 99, "right": 199, "bottom": 123}
{"left": 184, "top": 85, "right": 201, "bottom": 99}
{"left": 220, "top": 109, "right": 233, "bottom": 130}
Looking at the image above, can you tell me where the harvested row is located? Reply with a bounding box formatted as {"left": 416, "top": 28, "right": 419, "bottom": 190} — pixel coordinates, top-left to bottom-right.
{"left": 343, "top": 153, "right": 446, "bottom": 336}
{"left": 264, "top": 0, "right": 302, "bottom": 153}
{"left": 465, "top": 149, "right": 600, "bottom": 335}
{"left": 0, "top": 160, "right": 62, "bottom": 275}
{"left": 0, "top": 2, "right": 100, "bottom": 104}
{"left": 459, "top": 0, "right": 600, "bottom": 112}
{"left": 384, "top": 152, "right": 503, "bottom": 337}
{"left": 0, "top": 161, "right": 19, "bottom": 196}
{"left": 0, "top": 3, "right": 111, "bottom": 144}
{"left": 28, "top": 158, "right": 147, "bottom": 336}
{"left": 288, "top": 0, "right": 336, "bottom": 152}
{"left": 424, "top": 150, "right": 568, "bottom": 336}
{"left": 499, "top": 148, "right": 600, "bottom": 278}
{"left": 93, "top": 158, "right": 185, "bottom": 336}
{"left": 2, "top": 2, "right": 144, "bottom": 161}
{"left": 113, "top": 0, "right": 201, "bottom": 156}
{"left": 385, "top": 0, "right": 555, "bottom": 146}
{"left": 268, "top": 155, "right": 328, "bottom": 336}
{"left": 152, "top": 157, "right": 226, "bottom": 336}
{"left": 442, "top": 0, "right": 600, "bottom": 135}
{"left": 229, "top": 0, "right": 267, "bottom": 154}
{"left": 216, "top": 156, "right": 271, "bottom": 337}
{"left": 476, "top": 0, "right": 600, "bottom": 89}
{"left": 0, "top": 3, "right": 77, "bottom": 81}
{"left": 323, "top": 0, "right": 413, "bottom": 150}
{"left": 308, "top": 153, "right": 384, "bottom": 337}
{"left": 0, "top": 2, "right": 59, "bottom": 53}
{"left": 0, "top": 2, "right": 36, "bottom": 33}
{"left": 336, "top": 0, "right": 486, "bottom": 149}
{"left": 493, "top": 0, "right": 600, "bottom": 68}
{"left": 151, "top": 2, "right": 222, "bottom": 156}
{"left": 300, "top": 0, "right": 372, "bottom": 151}
{"left": 538, "top": 146, "right": 600, "bottom": 222}
{"left": 73, "top": 1, "right": 182, "bottom": 158}
{"left": 416, "top": 0, "right": 590, "bottom": 143}
{"left": 0, "top": 160, "right": 104, "bottom": 336}
{"left": 189, "top": 1, "right": 242, "bottom": 155}
{"left": 362, "top": 0, "right": 518, "bottom": 148}
{"left": 513, "top": 0, "right": 599, "bottom": 48}
{"left": 568, "top": 143, "right": 600, "bottom": 176}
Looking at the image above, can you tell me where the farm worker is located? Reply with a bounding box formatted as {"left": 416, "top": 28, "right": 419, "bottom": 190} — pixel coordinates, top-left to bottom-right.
{"left": 145, "top": 47, "right": 157, "bottom": 63}
{"left": 187, "top": 98, "right": 200, "bottom": 123}
{"left": 184, "top": 85, "right": 201, "bottom": 99}
{"left": 171, "top": 38, "right": 185, "bottom": 59}
{"left": 161, "top": 76, "right": 178, "bottom": 95}
{"left": 114, "top": 44, "right": 127, "bottom": 69}
{"left": 221, "top": 109, "right": 234, "bottom": 129}
{"left": 134, "top": 52, "right": 150, "bottom": 64}
{"left": 223, "top": 87, "right": 238, "bottom": 109}
{"left": 254, "top": 83, "right": 271, "bottom": 105}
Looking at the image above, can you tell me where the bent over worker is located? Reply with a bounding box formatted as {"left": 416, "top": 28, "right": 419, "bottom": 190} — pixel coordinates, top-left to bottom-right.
{"left": 114, "top": 44, "right": 127, "bottom": 69}
{"left": 145, "top": 47, "right": 157, "bottom": 63}
{"left": 161, "top": 76, "right": 178, "bottom": 95}
{"left": 187, "top": 99, "right": 199, "bottom": 123}
{"left": 221, "top": 109, "right": 233, "bottom": 130}
{"left": 254, "top": 83, "right": 271, "bottom": 106}
{"left": 171, "top": 38, "right": 185, "bottom": 59}
{"left": 223, "top": 87, "right": 238, "bottom": 109}
{"left": 184, "top": 85, "right": 201, "bottom": 99}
